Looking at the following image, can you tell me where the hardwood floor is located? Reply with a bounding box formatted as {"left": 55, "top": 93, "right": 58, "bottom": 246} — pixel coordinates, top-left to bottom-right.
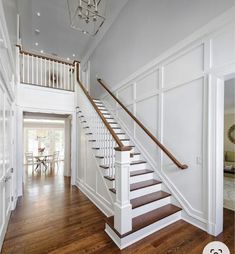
{"left": 1, "top": 170, "right": 234, "bottom": 254}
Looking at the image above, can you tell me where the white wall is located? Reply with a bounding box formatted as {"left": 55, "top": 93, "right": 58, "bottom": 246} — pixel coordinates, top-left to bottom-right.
{"left": 17, "top": 84, "right": 75, "bottom": 112}
{"left": 89, "top": 0, "right": 235, "bottom": 98}
{"left": 2, "top": 0, "right": 18, "bottom": 54}
{"left": 98, "top": 7, "right": 235, "bottom": 235}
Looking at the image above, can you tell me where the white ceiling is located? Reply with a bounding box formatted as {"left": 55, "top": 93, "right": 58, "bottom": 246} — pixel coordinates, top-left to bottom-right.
{"left": 17, "top": 0, "right": 128, "bottom": 61}
{"left": 225, "top": 78, "right": 235, "bottom": 111}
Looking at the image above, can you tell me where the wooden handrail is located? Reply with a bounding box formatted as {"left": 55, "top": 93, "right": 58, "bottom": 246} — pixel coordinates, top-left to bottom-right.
{"left": 76, "top": 64, "right": 131, "bottom": 151}
{"left": 97, "top": 78, "right": 188, "bottom": 169}
{"left": 16, "top": 45, "right": 79, "bottom": 66}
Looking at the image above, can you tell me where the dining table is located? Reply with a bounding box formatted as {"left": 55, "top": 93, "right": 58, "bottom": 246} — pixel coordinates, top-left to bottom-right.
{"left": 34, "top": 154, "right": 53, "bottom": 172}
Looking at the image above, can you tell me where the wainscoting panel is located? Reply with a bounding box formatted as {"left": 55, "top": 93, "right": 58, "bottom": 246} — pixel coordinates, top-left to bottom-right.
{"left": 136, "top": 68, "right": 159, "bottom": 99}
{"left": 163, "top": 44, "right": 204, "bottom": 90}
{"left": 162, "top": 78, "right": 204, "bottom": 213}
{"left": 211, "top": 23, "right": 235, "bottom": 69}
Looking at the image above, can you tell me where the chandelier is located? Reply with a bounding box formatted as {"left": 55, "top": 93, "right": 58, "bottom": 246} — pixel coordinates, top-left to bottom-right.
{"left": 67, "top": 0, "right": 106, "bottom": 36}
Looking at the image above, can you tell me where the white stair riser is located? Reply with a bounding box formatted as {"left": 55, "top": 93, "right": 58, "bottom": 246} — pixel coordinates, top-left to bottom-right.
{"left": 116, "top": 134, "right": 126, "bottom": 139}
{"left": 97, "top": 157, "right": 115, "bottom": 165}
{"left": 101, "top": 110, "right": 108, "bottom": 114}
{"left": 121, "top": 140, "right": 131, "bottom": 146}
{"left": 130, "top": 155, "right": 141, "bottom": 161}
{"left": 106, "top": 119, "right": 116, "bottom": 123}
{"left": 132, "top": 196, "right": 171, "bottom": 218}
{"left": 95, "top": 103, "right": 104, "bottom": 106}
{"left": 130, "top": 173, "right": 153, "bottom": 184}
{"left": 130, "top": 163, "right": 147, "bottom": 171}
{"left": 109, "top": 124, "right": 119, "bottom": 128}
{"left": 113, "top": 129, "right": 124, "bottom": 134}
{"left": 105, "top": 211, "right": 181, "bottom": 250}
{"left": 130, "top": 184, "right": 161, "bottom": 199}
{"left": 104, "top": 178, "right": 115, "bottom": 189}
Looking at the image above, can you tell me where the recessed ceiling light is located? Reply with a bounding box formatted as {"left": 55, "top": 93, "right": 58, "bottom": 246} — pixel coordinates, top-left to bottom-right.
{"left": 35, "top": 29, "right": 40, "bottom": 34}
{"left": 67, "top": 57, "right": 70, "bottom": 61}
{"left": 40, "top": 50, "right": 44, "bottom": 53}
{"left": 35, "top": 42, "right": 39, "bottom": 46}
{"left": 37, "top": 12, "right": 41, "bottom": 17}
{"left": 72, "top": 54, "right": 75, "bottom": 57}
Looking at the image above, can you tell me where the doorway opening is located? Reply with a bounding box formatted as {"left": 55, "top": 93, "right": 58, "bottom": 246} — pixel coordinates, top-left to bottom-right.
{"left": 223, "top": 78, "right": 235, "bottom": 211}
{"left": 22, "top": 112, "right": 72, "bottom": 186}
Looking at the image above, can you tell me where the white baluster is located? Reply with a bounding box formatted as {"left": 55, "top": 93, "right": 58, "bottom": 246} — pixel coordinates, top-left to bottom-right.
{"left": 49, "top": 59, "right": 51, "bottom": 88}
{"left": 60, "top": 62, "right": 62, "bottom": 89}
{"left": 31, "top": 55, "right": 34, "bottom": 84}
{"left": 63, "top": 64, "right": 66, "bottom": 90}
{"left": 67, "top": 65, "right": 70, "bottom": 90}
{"left": 40, "top": 57, "right": 43, "bottom": 86}
{"left": 36, "top": 56, "right": 39, "bottom": 85}
{"left": 27, "top": 54, "right": 30, "bottom": 83}
{"left": 52, "top": 61, "right": 55, "bottom": 88}
{"left": 44, "top": 59, "right": 47, "bottom": 86}
{"left": 22, "top": 54, "right": 25, "bottom": 83}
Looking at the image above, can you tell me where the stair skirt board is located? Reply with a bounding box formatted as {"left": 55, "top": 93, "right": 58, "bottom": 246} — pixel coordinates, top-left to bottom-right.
{"left": 105, "top": 211, "right": 181, "bottom": 250}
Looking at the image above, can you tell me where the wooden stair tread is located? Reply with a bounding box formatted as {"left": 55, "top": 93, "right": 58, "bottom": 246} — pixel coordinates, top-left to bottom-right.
{"left": 100, "top": 165, "right": 109, "bottom": 169}
{"left": 130, "top": 179, "right": 161, "bottom": 191}
{"left": 131, "top": 152, "right": 141, "bottom": 155}
{"left": 130, "top": 191, "right": 171, "bottom": 209}
{"left": 106, "top": 204, "right": 182, "bottom": 238}
{"left": 130, "top": 160, "right": 146, "bottom": 165}
{"left": 104, "top": 176, "right": 115, "bottom": 181}
{"left": 130, "top": 169, "right": 154, "bottom": 177}
{"left": 109, "top": 179, "right": 161, "bottom": 194}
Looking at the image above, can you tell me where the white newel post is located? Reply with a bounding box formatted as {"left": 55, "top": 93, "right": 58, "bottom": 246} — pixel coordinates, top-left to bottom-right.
{"left": 114, "top": 148, "right": 132, "bottom": 235}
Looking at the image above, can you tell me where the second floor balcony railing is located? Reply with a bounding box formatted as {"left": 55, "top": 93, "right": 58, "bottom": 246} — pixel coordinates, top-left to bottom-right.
{"left": 17, "top": 45, "right": 78, "bottom": 92}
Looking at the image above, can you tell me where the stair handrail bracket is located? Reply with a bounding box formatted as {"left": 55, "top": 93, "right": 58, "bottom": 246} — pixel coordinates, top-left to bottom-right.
{"left": 97, "top": 78, "right": 188, "bottom": 170}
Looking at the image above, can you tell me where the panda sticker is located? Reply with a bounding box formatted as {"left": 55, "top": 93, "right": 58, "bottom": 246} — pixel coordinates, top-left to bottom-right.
{"left": 203, "top": 241, "right": 230, "bottom": 254}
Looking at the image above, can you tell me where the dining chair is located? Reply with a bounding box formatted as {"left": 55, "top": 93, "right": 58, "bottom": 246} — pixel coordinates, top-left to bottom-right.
{"left": 46, "top": 151, "right": 60, "bottom": 171}
{"left": 25, "top": 152, "right": 36, "bottom": 173}
{"left": 25, "top": 152, "right": 34, "bottom": 165}
{"left": 53, "top": 151, "right": 60, "bottom": 170}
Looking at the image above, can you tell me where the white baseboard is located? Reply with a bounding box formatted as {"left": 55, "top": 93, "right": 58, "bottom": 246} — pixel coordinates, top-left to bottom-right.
{"left": 0, "top": 211, "right": 11, "bottom": 252}
{"left": 75, "top": 179, "right": 113, "bottom": 217}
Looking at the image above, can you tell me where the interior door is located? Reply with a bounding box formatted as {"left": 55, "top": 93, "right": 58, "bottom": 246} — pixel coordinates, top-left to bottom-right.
{"left": 4, "top": 97, "right": 12, "bottom": 224}
{"left": 0, "top": 87, "right": 13, "bottom": 249}
{"left": 0, "top": 85, "right": 5, "bottom": 247}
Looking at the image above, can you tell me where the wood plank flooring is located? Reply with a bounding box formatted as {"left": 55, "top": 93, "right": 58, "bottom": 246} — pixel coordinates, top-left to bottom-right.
{"left": 1, "top": 170, "right": 234, "bottom": 254}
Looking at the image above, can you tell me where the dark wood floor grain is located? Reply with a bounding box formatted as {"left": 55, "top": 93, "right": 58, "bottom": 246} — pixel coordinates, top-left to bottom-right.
{"left": 1, "top": 169, "right": 234, "bottom": 254}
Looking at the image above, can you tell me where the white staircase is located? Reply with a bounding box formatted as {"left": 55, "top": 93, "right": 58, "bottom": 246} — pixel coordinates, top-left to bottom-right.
{"left": 77, "top": 97, "right": 182, "bottom": 249}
